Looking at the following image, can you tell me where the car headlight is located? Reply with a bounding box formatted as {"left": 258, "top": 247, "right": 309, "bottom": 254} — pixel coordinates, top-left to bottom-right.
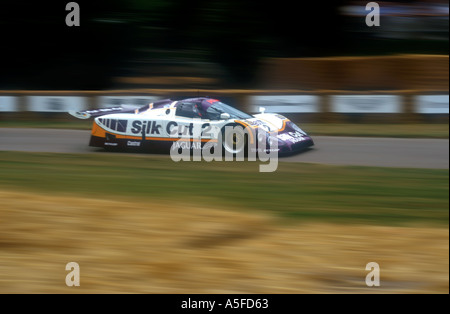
{"left": 288, "top": 122, "right": 307, "bottom": 135}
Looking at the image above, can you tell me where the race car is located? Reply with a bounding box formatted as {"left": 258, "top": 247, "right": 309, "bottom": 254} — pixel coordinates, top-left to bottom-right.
{"left": 69, "top": 97, "right": 314, "bottom": 155}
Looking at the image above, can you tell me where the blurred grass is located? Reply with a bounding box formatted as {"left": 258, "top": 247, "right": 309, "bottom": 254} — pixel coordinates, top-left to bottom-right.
{"left": 0, "top": 151, "right": 447, "bottom": 226}
{"left": 0, "top": 120, "right": 448, "bottom": 138}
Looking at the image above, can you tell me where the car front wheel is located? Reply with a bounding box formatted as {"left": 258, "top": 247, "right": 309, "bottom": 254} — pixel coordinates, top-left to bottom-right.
{"left": 221, "top": 124, "right": 247, "bottom": 157}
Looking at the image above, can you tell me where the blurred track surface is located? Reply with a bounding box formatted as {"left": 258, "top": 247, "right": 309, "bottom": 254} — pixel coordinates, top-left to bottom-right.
{"left": 0, "top": 128, "right": 448, "bottom": 169}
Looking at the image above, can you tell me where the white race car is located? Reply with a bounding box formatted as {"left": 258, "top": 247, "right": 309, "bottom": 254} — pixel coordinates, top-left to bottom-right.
{"left": 69, "top": 97, "right": 314, "bottom": 155}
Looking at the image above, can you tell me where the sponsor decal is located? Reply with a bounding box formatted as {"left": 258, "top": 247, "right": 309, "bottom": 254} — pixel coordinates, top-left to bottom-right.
{"left": 172, "top": 141, "right": 203, "bottom": 150}
{"left": 250, "top": 95, "right": 320, "bottom": 113}
{"left": 166, "top": 121, "right": 215, "bottom": 138}
{"left": 277, "top": 131, "right": 307, "bottom": 144}
{"left": 27, "top": 96, "right": 86, "bottom": 112}
{"left": 131, "top": 120, "right": 162, "bottom": 135}
{"left": 127, "top": 141, "right": 141, "bottom": 147}
{"left": 331, "top": 95, "right": 401, "bottom": 113}
{"left": 414, "top": 95, "right": 449, "bottom": 114}
{"left": 0, "top": 96, "right": 18, "bottom": 112}
{"left": 250, "top": 147, "right": 280, "bottom": 153}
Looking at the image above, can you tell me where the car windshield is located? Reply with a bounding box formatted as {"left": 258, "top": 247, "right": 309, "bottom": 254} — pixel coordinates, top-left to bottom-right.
{"left": 206, "top": 102, "right": 253, "bottom": 120}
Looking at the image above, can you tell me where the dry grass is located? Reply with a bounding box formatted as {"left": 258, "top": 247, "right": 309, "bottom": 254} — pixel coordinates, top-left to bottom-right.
{"left": 0, "top": 190, "right": 447, "bottom": 294}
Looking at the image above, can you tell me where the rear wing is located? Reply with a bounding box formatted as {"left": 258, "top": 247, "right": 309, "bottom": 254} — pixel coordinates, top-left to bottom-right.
{"left": 68, "top": 106, "right": 137, "bottom": 119}
{"left": 68, "top": 99, "right": 174, "bottom": 119}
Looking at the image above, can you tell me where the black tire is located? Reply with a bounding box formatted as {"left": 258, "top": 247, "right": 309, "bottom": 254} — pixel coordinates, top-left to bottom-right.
{"left": 221, "top": 124, "right": 248, "bottom": 158}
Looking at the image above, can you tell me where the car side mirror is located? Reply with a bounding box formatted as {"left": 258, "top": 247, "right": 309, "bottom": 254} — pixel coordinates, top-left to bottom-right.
{"left": 220, "top": 113, "right": 231, "bottom": 120}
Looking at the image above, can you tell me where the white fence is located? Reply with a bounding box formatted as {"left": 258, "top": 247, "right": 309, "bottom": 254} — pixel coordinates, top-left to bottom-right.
{"left": 0, "top": 93, "right": 448, "bottom": 116}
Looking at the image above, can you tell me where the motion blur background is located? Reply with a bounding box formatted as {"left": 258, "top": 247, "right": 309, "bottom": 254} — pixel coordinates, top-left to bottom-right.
{"left": 0, "top": 0, "right": 448, "bottom": 294}
{"left": 0, "top": 0, "right": 448, "bottom": 89}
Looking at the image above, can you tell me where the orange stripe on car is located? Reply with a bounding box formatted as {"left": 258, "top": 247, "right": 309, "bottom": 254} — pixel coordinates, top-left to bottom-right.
{"left": 91, "top": 121, "right": 106, "bottom": 138}
{"left": 270, "top": 119, "right": 288, "bottom": 133}
{"left": 234, "top": 120, "right": 255, "bottom": 144}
